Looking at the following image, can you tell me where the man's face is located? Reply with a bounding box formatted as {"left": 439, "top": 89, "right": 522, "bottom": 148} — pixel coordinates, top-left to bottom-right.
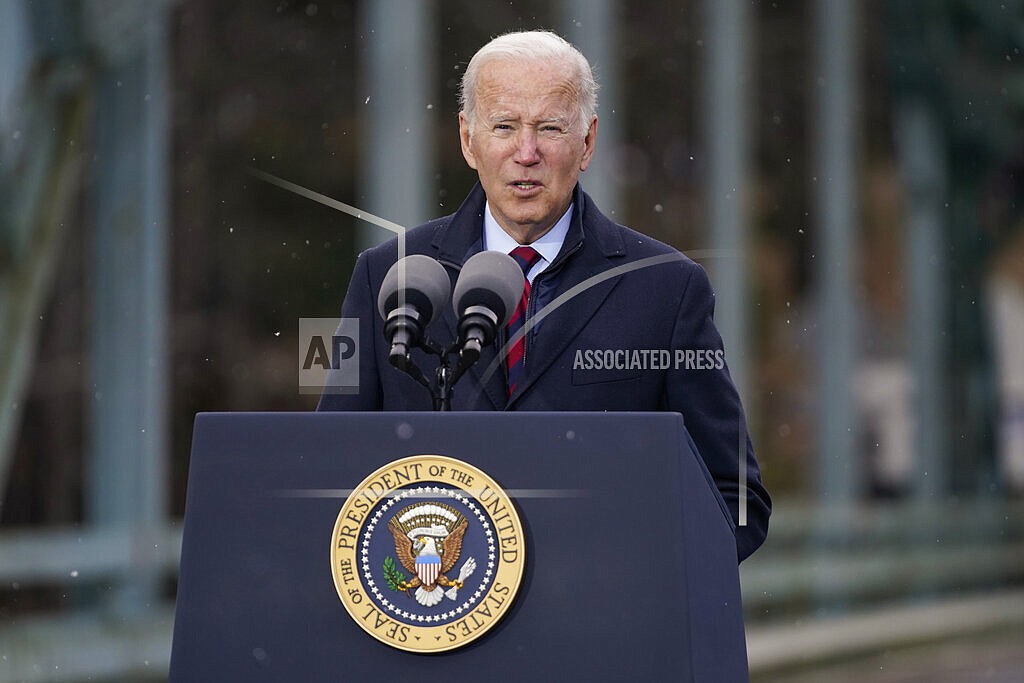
{"left": 459, "top": 58, "right": 597, "bottom": 244}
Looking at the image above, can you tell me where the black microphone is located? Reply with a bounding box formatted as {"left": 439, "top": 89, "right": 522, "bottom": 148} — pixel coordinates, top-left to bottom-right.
{"left": 377, "top": 255, "right": 451, "bottom": 368}
{"left": 451, "top": 251, "right": 525, "bottom": 368}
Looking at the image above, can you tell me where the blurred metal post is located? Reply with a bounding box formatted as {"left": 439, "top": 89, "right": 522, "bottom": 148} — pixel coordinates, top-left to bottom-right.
{"left": 88, "top": 2, "right": 170, "bottom": 614}
{"left": 0, "top": 0, "right": 37, "bottom": 492}
{"left": 358, "top": 0, "right": 436, "bottom": 249}
{"left": 895, "top": 102, "right": 948, "bottom": 499}
{"left": 813, "top": 0, "right": 860, "bottom": 505}
{"left": 0, "top": 0, "right": 91, "bottom": 501}
{"left": 703, "top": 0, "right": 752, "bottom": 402}
{"left": 562, "top": 0, "right": 622, "bottom": 218}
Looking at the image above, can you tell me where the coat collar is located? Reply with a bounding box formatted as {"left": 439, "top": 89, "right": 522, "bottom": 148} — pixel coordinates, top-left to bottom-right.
{"left": 431, "top": 182, "right": 626, "bottom": 267}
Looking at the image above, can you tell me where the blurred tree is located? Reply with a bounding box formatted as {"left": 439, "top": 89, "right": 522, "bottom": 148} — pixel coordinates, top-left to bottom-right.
{"left": 888, "top": 0, "right": 1024, "bottom": 492}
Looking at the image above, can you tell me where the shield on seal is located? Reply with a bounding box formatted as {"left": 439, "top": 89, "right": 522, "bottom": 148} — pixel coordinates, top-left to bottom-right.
{"left": 416, "top": 554, "right": 441, "bottom": 586}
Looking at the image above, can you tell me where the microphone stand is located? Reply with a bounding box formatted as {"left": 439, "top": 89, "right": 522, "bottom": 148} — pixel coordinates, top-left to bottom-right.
{"left": 387, "top": 336, "right": 478, "bottom": 411}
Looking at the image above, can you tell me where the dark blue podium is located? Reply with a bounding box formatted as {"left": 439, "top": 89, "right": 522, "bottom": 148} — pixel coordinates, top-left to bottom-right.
{"left": 170, "top": 412, "right": 749, "bottom": 681}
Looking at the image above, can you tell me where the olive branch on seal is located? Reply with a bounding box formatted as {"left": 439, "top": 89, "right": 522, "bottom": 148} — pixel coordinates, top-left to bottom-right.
{"left": 383, "top": 556, "right": 407, "bottom": 591}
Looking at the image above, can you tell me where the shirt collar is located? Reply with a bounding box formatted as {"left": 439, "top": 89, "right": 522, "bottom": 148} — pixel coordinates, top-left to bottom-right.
{"left": 482, "top": 202, "right": 573, "bottom": 282}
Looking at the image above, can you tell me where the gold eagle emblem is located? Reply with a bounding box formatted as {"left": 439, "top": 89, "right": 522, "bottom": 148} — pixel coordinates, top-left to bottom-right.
{"left": 386, "top": 502, "right": 477, "bottom": 606}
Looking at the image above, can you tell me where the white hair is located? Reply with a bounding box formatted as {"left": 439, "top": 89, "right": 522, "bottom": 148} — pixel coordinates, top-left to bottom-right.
{"left": 459, "top": 30, "right": 599, "bottom": 134}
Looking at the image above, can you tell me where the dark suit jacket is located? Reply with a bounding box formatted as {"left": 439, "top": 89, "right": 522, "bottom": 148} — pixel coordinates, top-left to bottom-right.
{"left": 319, "top": 183, "right": 771, "bottom": 561}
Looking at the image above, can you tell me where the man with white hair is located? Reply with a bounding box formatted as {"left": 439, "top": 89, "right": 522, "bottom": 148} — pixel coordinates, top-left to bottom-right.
{"left": 319, "top": 30, "right": 770, "bottom": 562}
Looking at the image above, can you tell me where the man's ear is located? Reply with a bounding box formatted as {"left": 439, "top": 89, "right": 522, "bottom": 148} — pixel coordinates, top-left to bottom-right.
{"left": 580, "top": 115, "right": 598, "bottom": 172}
{"left": 459, "top": 112, "right": 478, "bottom": 170}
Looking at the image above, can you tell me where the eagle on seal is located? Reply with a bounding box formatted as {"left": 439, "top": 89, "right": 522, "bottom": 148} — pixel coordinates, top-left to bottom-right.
{"left": 388, "top": 514, "right": 476, "bottom": 607}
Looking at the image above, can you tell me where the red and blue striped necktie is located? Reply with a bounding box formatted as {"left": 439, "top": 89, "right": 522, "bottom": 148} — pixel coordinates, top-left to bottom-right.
{"left": 506, "top": 246, "right": 542, "bottom": 396}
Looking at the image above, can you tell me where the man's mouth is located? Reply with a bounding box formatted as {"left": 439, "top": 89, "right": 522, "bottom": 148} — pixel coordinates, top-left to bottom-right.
{"left": 510, "top": 180, "right": 542, "bottom": 190}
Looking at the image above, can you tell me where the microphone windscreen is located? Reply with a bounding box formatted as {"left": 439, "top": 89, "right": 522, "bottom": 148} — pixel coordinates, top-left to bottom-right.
{"left": 377, "top": 255, "right": 452, "bottom": 324}
{"left": 452, "top": 251, "right": 525, "bottom": 326}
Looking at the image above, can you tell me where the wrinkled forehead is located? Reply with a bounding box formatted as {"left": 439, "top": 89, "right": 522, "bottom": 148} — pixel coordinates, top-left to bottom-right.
{"left": 474, "top": 57, "right": 581, "bottom": 120}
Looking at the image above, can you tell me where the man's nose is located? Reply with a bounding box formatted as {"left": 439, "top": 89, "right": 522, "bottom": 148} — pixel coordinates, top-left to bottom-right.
{"left": 512, "top": 128, "right": 540, "bottom": 165}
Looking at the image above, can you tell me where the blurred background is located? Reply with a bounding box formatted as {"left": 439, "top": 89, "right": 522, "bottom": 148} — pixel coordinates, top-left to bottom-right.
{"left": 1, "top": 0, "right": 1023, "bottom": 680}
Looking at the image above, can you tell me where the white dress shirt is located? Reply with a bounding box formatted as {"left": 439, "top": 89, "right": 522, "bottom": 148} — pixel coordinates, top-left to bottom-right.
{"left": 482, "top": 202, "right": 573, "bottom": 283}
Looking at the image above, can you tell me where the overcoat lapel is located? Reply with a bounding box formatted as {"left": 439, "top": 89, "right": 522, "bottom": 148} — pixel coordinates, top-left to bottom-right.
{"left": 431, "top": 184, "right": 506, "bottom": 410}
{"left": 507, "top": 189, "right": 626, "bottom": 406}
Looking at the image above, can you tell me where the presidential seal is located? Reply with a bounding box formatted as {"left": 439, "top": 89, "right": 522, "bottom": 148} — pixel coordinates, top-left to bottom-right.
{"left": 330, "top": 455, "right": 526, "bottom": 653}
